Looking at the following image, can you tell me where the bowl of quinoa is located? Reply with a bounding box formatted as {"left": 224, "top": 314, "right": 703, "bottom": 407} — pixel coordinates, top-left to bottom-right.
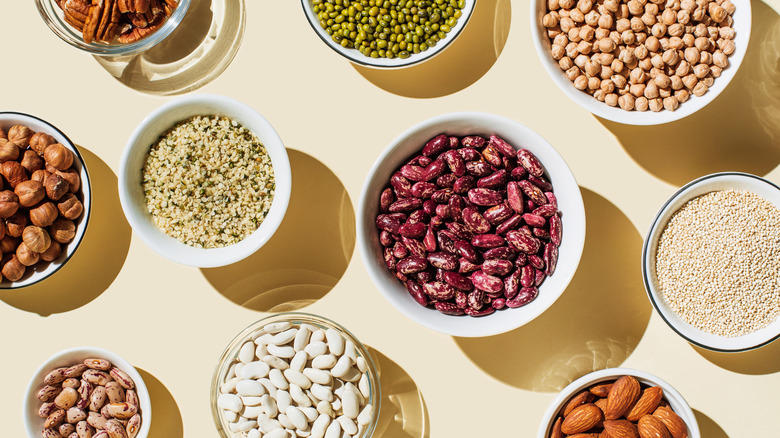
{"left": 643, "top": 172, "right": 780, "bottom": 352}
{"left": 118, "top": 94, "right": 291, "bottom": 267}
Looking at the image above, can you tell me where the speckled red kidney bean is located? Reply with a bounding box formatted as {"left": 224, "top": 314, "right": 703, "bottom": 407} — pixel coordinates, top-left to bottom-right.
{"left": 517, "top": 180, "right": 547, "bottom": 206}
{"left": 399, "top": 222, "right": 426, "bottom": 239}
{"left": 390, "top": 198, "right": 422, "bottom": 213}
{"left": 483, "top": 246, "right": 516, "bottom": 261}
{"left": 402, "top": 236, "right": 426, "bottom": 258}
{"left": 523, "top": 213, "right": 546, "bottom": 228}
{"left": 461, "top": 136, "right": 486, "bottom": 148}
{"left": 496, "top": 214, "right": 523, "bottom": 235}
{"left": 533, "top": 227, "right": 550, "bottom": 239}
{"left": 545, "top": 191, "right": 558, "bottom": 209}
{"left": 492, "top": 298, "right": 506, "bottom": 310}
{"left": 482, "top": 145, "right": 504, "bottom": 167}
{"left": 533, "top": 204, "right": 557, "bottom": 218}
{"left": 417, "top": 270, "right": 435, "bottom": 283}
{"left": 454, "top": 240, "right": 479, "bottom": 263}
{"left": 446, "top": 222, "right": 472, "bottom": 240}
{"left": 511, "top": 166, "right": 528, "bottom": 180}
{"left": 437, "top": 173, "right": 457, "bottom": 188}
{"left": 550, "top": 215, "right": 563, "bottom": 246}
{"left": 397, "top": 257, "right": 428, "bottom": 274}
{"left": 392, "top": 242, "right": 408, "bottom": 259}
{"left": 437, "top": 231, "right": 457, "bottom": 254}
{"left": 411, "top": 181, "right": 436, "bottom": 199}
{"left": 428, "top": 252, "right": 458, "bottom": 270}
{"left": 477, "top": 170, "right": 508, "bottom": 189}
{"left": 380, "top": 188, "right": 394, "bottom": 212}
{"left": 462, "top": 207, "right": 490, "bottom": 234}
{"left": 504, "top": 268, "right": 521, "bottom": 299}
{"left": 435, "top": 301, "right": 465, "bottom": 315}
{"left": 482, "top": 203, "right": 513, "bottom": 225}
{"left": 506, "top": 287, "right": 538, "bottom": 308}
{"left": 506, "top": 230, "right": 541, "bottom": 254}
{"left": 455, "top": 291, "right": 468, "bottom": 308}
{"left": 442, "top": 270, "right": 473, "bottom": 291}
{"left": 465, "top": 307, "right": 495, "bottom": 317}
{"left": 517, "top": 149, "right": 544, "bottom": 177}
{"left": 443, "top": 150, "right": 466, "bottom": 176}
{"left": 406, "top": 280, "right": 429, "bottom": 306}
{"left": 529, "top": 175, "right": 552, "bottom": 192}
{"left": 466, "top": 161, "right": 492, "bottom": 178}
{"left": 471, "top": 270, "right": 503, "bottom": 293}
{"left": 421, "top": 159, "right": 446, "bottom": 181}
{"left": 471, "top": 234, "right": 505, "bottom": 249}
{"left": 453, "top": 175, "right": 474, "bottom": 194}
{"left": 422, "top": 134, "right": 448, "bottom": 157}
{"left": 400, "top": 164, "right": 425, "bottom": 181}
{"left": 424, "top": 281, "right": 456, "bottom": 300}
{"left": 391, "top": 172, "right": 413, "bottom": 197}
{"left": 424, "top": 227, "right": 437, "bottom": 252}
{"left": 376, "top": 215, "right": 401, "bottom": 234}
{"left": 468, "top": 290, "right": 485, "bottom": 310}
{"left": 534, "top": 268, "right": 546, "bottom": 287}
{"left": 520, "top": 264, "right": 535, "bottom": 288}
{"left": 544, "top": 243, "right": 558, "bottom": 276}
{"left": 507, "top": 181, "right": 525, "bottom": 214}
{"left": 448, "top": 195, "right": 464, "bottom": 221}
{"left": 528, "top": 255, "right": 545, "bottom": 270}
{"left": 482, "top": 259, "right": 513, "bottom": 276}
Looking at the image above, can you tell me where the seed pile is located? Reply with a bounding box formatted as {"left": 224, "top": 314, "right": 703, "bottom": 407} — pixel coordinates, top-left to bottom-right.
{"left": 142, "top": 116, "right": 275, "bottom": 248}
{"left": 655, "top": 190, "right": 780, "bottom": 337}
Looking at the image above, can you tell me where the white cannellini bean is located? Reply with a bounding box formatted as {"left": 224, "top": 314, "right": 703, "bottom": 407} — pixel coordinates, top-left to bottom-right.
{"left": 224, "top": 410, "right": 238, "bottom": 423}
{"left": 286, "top": 406, "right": 308, "bottom": 430}
{"left": 303, "top": 368, "right": 331, "bottom": 385}
{"left": 258, "top": 378, "right": 278, "bottom": 398}
{"left": 345, "top": 383, "right": 364, "bottom": 405}
{"left": 355, "top": 357, "right": 367, "bottom": 374}
{"left": 255, "top": 333, "right": 275, "bottom": 345}
{"left": 218, "top": 393, "right": 243, "bottom": 413}
{"left": 331, "top": 398, "right": 341, "bottom": 412}
{"left": 293, "top": 326, "right": 311, "bottom": 351}
{"left": 343, "top": 341, "right": 356, "bottom": 362}
{"left": 324, "top": 329, "right": 345, "bottom": 356}
{"left": 289, "top": 383, "right": 312, "bottom": 408}
{"left": 267, "top": 344, "right": 296, "bottom": 359}
{"left": 278, "top": 413, "right": 294, "bottom": 430}
{"left": 316, "top": 400, "right": 334, "bottom": 418}
{"left": 311, "top": 355, "right": 337, "bottom": 370}
{"left": 302, "top": 406, "right": 319, "bottom": 422}
{"left": 311, "top": 384, "right": 334, "bottom": 403}
{"left": 227, "top": 363, "right": 238, "bottom": 380}
{"left": 263, "top": 322, "right": 293, "bottom": 334}
{"left": 342, "top": 367, "right": 362, "bottom": 383}
{"left": 256, "top": 344, "right": 268, "bottom": 359}
{"left": 296, "top": 428, "right": 311, "bottom": 437}
{"left": 242, "top": 396, "right": 264, "bottom": 406}
{"left": 261, "top": 394, "right": 278, "bottom": 418}
{"left": 239, "top": 341, "right": 256, "bottom": 364}
{"left": 258, "top": 414, "right": 282, "bottom": 433}
{"left": 221, "top": 377, "right": 240, "bottom": 394}
{"left": 235, "top": 363, "right": 245, "bottom": 377}
{"left": 229, "top": 422, "right": 242, "bottom": 433}
{"left": 357, "top": 404, "right": 373, "bottom": 426}
{"left": 311, "top": 414, "right": 330, "bottom": 438}
{"left": 240, "top": 361, "right": 271, "bottom": 379}
{"left": 237, "top": 380, "right": 267, "bottom": 397}
{"left": 271, "top": 328, "right": 298, "bottom": 345}
{"left": 243, "top": 405, "right": 263, "bottom": 419}
{"left": 290, "top": 351, "right": 309, "bottom": 373}
{"left": 276, "top": 390, "right": 292, "bottom": 412}
{"left": 330, "top": 356, "right": 352, "bottom": 379}
{"left": 265, "top": 428, "right": 290, "bottom": 438}
{"left": 337, "top": 416, "right": 357, "bottom": 435}
{"left": 341, "top": 390, "right": 359, "bottom": 419}
{"left": 310, "top": 330, "right": 326, "bottom": 343}
{"left": 284, "top": 369, "right": 312, "bottom": 389}
{"left": 324, "top": 419, "right": 342, "bottom": 438}
{"left": 304, "top": 342, "right": 328, "bottom": 357}
{"left": 263, "top": 355, "right": 290, "bottom": 370}
{"left": 236, "top": 420, "right": 258, "bottom": 432}
{"left": 269, "top": 369, "right": 289, "bottom": 390}
{"left": 247, "top": 430, "right": 262, "bottom": 438}
{"left": 358, "top": 374, "right": 369, "bottom": 399}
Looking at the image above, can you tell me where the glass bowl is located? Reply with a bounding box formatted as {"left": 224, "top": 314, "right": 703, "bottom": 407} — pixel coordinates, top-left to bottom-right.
{"left": 36, "top": 0, "right": 191, "bottom": 56}
{"left": 211, "top": 312, "right": 381, "bottom": 438}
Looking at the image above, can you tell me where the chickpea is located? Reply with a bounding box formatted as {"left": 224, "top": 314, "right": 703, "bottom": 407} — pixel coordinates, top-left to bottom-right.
{"left": 634, "top": 44, "right": 649, "bottom": 59}
{"left": 559, "top": 56, "right": 575, "bottom": 70}
{"left": 675, "top": 60, "right": 691, "bottom": 76}
{"left": 655, "top": 73, "right": 672, "bottom": 88}
{"left": 677, "top": 9, "right": 691, "bottom": 24}
{"left": 630, "top": 68, "right": 646, "bottom": 84}
{"left": 585, "top": 59, "right": 601, "bottom": 76}
{"left": 663, "top": 96, "right": 680, "bottom": 111}
{"left": 639, "top": 57, "right": 653, "bottom": 71}
{"left": 611, "top": 58, "right": 625, "bottom": 73}
{"left": 578, "top": 40, "right": 594, "bottom": 54}
{"left": 613, "top": 73, "right": 628, "bottom": 88}
{"left": 699, "top": 50, "right": 712, "bottom": 65}
{"left": 593, "top": 89, "right": 607, "bottom": 102}
{"left": 605, "top": 93, "right": 620, "bottom": 106}
{"left": 585, "top": 10, "right": 600, "bottom": 26}
{"left": 628, "top": 0, "right": 644, "bottom": 15}
{"left": 649, "top": 97, "right": 664, "bottom": 112}
{"left": 651, "top": 54, "right": 665, "bottom": 69}
{"left": 675, "top": 88, "right": 691, "bottom": 103}
{"left": 570, "top": 8, "right": 585, "bottom": 22}
{"left": 682, "top": 33, "right": 695, "bottom": 47}
{"left": 560, "top": 17, "right": 575, "bottom": 32}
{"left": 616, "top": 18, "right": 632, "bottom": 32}
{"left": 645, "top": 36, "right": 661, "bottom": 52}
{"left": 662, "top": 49, "right": 679, "bottom": 65}
{"left": 630, "top": 17, "right": 646, "bottom": 32}
{"left": 710, "top": 65, "right": 722, "bottom": 77}
{"left": 662, "top": 8, "right": 677, "bottom": 24}
{"left": 683, "top": 73, "right": 698, "bottom": 89}
{"left": 636, "top": 96, "right": 650, "bottom": 111}
{"left": 575, "top": 53, "right": 590, "bottom": 68}
{"left": 598, "top": 14, "right": 614, "bottom": 29}
{"left": 566, "top": 66, "right": 581, "bottom": 81}
{"left": 601, "top": 79, "right": 616, "bottom": 93}
{"left": 543, "top": 13, "right": 559, "bottom": 28}
{"left": 568, "top": 27, "right": 582, "bottom": 42}
{"left": 693, "top": 81, "right": 709, "bottom": 96}
{"left": 604, "top": 0, "right": 620, "bottom": 13}
{"left": 595, "top": 27, "right": 611, "bottom": 40}
{"left": 574, "top": 74, "right": 589, "bottom": 90}
{"left": 718, "top": 38, "right": 735, "bottom": 55}
{"left": 684, "top": 47, "right": 700, "bottom": 64}
{"left": 588, "top": 76, "right": 601, "bottom": 90}
{"left": 619, "top": 94, "right": 636, "bottom": 110}
{"left": 671, "top": 74, "right": 684, "bottom": 90}
{"left": 645, "top": 81, "right": 660, "bottom": 98}
{"left": 579, "top": 26, "right": 596, "bottom": 42}
{"left": 669, "top": 36, "right": 684, "bottom": 49}
{"left": 552, "top": 45, "right": 566, "bottom": 60}
{"left": 712, "top": 50, "right": 728, "bottom": 68}
{"left": 554, "top": 34, "right": 569, "bottom": 47}
{"left": 549, "top": 0, "right": 561, "bottom": 10}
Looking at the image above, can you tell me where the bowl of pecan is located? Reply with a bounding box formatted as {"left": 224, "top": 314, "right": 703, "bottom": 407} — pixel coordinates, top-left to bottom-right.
{"left": 36, "top": 0, "right": 190, "bottom": 56}
{"left": 357, "top": 112, "right": 586, "bottom": 337}
{"left": 0, "top": 112, "right": 91, "bottom": 289}
{"left": 538, "top": 368, "right": 699, "bottom": 438}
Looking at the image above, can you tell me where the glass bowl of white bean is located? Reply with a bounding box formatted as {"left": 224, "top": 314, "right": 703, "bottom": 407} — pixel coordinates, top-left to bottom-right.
{"left": 211, "top": 313, "right": 381, "bottom": 438}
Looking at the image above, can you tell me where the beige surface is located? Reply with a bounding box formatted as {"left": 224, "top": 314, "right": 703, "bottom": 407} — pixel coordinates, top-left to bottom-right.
{"left": 3, "top": 1, "right": 780, "bottom": 437}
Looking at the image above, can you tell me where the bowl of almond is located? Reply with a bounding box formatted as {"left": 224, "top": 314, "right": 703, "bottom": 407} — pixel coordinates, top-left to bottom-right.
{"left": 537, "top": 368, "right": 699, "bottom": 438}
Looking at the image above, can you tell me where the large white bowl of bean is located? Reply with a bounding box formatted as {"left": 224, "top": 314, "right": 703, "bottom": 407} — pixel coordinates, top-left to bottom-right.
{"left": 302, "top": 0, "right": 476, "bottom": 68}
{"left": 643, "top": 172, "right": 780, "bottom": 352}
{"left": 531, "top": 0, "right": 751, "bottom": 125}
{"left": 118, "top": 94, "right": 291, "bottom": 268}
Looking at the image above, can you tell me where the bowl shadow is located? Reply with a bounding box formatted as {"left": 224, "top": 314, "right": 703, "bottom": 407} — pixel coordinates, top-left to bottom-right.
{"left": 93, "top": 0, "right": 245, "bottom": 95}
{"left": 693, "top": 409, "right": 728, "bottom": 438}
{"left": 353, "top": 0, "right": 511, "bottom": 98}
{"left": 454, "top": 188, "right": 650, "bottom": 392}
{"left": 692, "top": 338, "right": 780, "bottom": 375}
{"left": 201, "top": 149, "right": 355, "bottom": 312}
{"left": 136, "top": 368, "right": 184, "bottom": 438}
{"left": 0, "top": 147, "right": 131, "bottom": 316}
{"left": 368, "top": 347, "right": 429, "bottom": 438}
{"left": 597, "top": 1, "right": 780, "bottom": 186}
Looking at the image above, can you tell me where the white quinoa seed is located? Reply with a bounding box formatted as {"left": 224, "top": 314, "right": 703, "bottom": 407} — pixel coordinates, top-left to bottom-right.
{"left": 655, "top": 190, "right": 780, "bottom": 337}
{"left": 142, "top": 115, "right": 275, "bottom": 248}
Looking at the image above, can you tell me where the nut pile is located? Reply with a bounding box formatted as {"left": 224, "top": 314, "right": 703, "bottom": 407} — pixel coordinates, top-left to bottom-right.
{"left": 375, "top": 134, "right": 563, "bottom": 317}
{"left": 56, "top": 0, "right": 179, "bottom": 44}
{"left": 655, "top": 189, "right": 780, "bottom": 337}
{"left": 0, "top": 125, "right": 84, "bottom": 283}
{"left": 542, "top": 0, "right": 737, "bottom": 112}
{"left": 550, "top": 375, "right": 689, "bottom": 438}
{"left": 36, "top": 358, "right": 141, "bottom": 438}
{"left": 217, "top": 321, "right": 375, "bottom": 438}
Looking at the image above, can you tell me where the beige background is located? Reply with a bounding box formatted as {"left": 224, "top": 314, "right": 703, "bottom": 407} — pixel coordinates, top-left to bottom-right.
{"left": 3, "top": 0, "right": 780, "bottom": 436}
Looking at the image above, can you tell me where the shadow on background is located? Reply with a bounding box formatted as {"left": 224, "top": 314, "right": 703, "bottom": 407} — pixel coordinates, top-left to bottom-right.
{"left": 137, "top": 368, "right": 184, "bottom": 438}
{"left": 693, "top": 409, "right": 728, "bottom": 438}
{"left": 94, "top": 0, "right": 245, "bottom": 95}
{"left": 354, "top": 0, "right": 511, "bottom": 98}
{"left": 0, "top": 147, "right": 131, "bottom": 316}
{"left": 455, "top": 188, "right": 650, "bottom": 392}
{"left": 693, "top": 339, "right": 780, "bottom": 375}
{"left": 201, "top": 149, "right": 355, "bottom": 312}
{"left": 598, "top": 1, "right": 780, "bottom": 186}
{"left": 368, "top": 347, "right": 429, "bottom": 438}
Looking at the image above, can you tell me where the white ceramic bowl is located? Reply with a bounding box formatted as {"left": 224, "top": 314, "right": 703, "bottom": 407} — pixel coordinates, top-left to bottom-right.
{"left": 643, "top": 172, "right": 780, "bottom": 352}
{"left": 118, "top": 94, "right": 291, "bottom": 268}
{"left": 537, "top": 368, "right": 699, "bottom": 438}
{"left": 301, "top": 0, "right": 476, "bottom": 68}
{"left": 357, "top": 112, "right": 586, "bottom": 337}
{"left": 0, "top": 112, "right": 91, "bottom": 289}
{"left": 23, "top": 346, "right": 151, "bottom": 438}
{"left": 530, "top": 0, "right": 751, "bottom": 125}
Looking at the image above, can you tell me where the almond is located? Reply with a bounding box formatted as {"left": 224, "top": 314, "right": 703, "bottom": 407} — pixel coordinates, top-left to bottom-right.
{"left": 590, "top": 382, "right": 613, "bottom": 398}
{"left": 561, "top": 403, "right": 604, "bottom": 435}
{"left": 638, "top": 414, "right": 672, "bottom": 438}
{"left": 653, "top": 406, "right": 689, "bottom": 438}
{"left": 550, "top": 416, "right": 563, "bottom": 438}
{"left": 605, "top": 375, "right": 641, "bottom": 420}
{"left": 568, "top": 434, "right": 601, "bottom": 438}
{"left": 595, "top": 397, "right": 608, "bottom": 413}
{"left": 564, "top": 390, "right": 596, "bottom": 417}
{"left": 604, "top": 419, "right": 640, "bottom": 438}
{"left": 626, "top": 387, "right": 663, "bottom": 422}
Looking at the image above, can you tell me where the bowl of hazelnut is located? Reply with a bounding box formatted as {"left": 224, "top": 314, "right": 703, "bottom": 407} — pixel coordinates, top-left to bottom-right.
{"left": 0, "top": 112, "right": 90, "bottom": 288}
{"left": 531, "top": 0, "right": 751, "bottom": 125}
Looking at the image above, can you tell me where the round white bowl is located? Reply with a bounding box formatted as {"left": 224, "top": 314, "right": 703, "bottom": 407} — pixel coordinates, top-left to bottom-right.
{"left": 0, "top": 112, "right": 91, "bottom": 289}
{"left": 537, "top": 367, "right": 699, "bottom": 438}
{"left": 23, "top": 346, "right": 151, "bottom": 438}
{"left": 118, "top": 94, "right": 291, "bottom": 268}
{"left": 643, "top": 172, "right": 780, "bottom": 352}
{"left": 301, "top": 0, "right": 476, "bottom": 68}
{"left": 357, "top": 112, "right": 586, "bottom": 337}
{"left": 530, "top": 0, "right": 751, "bottom": 125}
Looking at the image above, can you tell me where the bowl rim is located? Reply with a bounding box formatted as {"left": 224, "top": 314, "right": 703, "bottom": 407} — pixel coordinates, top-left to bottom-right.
{"left": 35, "top": 0, "right": 192, "bottom": 56}
{"left": 536, "top": 367, "right": 700, "bottom": 438}
{"left": 0, "top": 111, "right": 92, "bottom": 289}
{"left": 528, "top": 0, "right": 752, "bottom": 126}
{"left": 642, "top": 171, "right": 780, "bottom": 352}
{"left": 117, "top": 93, "right": 292, "bottom": 268}
{"left": 210, "top": 311, "right": 381, "bottom": 438}
{"left": 300, "top": 0, "right": 477, "bottom": 69}
{"left": 22, "top": 345, "right": 152, "bottom": 438}
{"left": 357, "top": 111, "right": 586, "bottom": 337}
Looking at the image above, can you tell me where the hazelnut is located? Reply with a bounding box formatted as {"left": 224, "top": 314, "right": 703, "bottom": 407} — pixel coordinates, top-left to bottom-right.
{"left": 22, "top": 226, "right": 51, "bottom": 254}
{"left": 39, "top": 240, "right": 61, "bottom": 262}
{"left": 7, "top": 125, "right": 33, "bottom": 148}
{"left": 6, "top": 212, "right": 27, "bottom": 238}
{"left": 2, "top": 255, "right": 25, "bottom": 281}
{"left": 44, "top": 144, "right": 74, "bottom": 171}
{"left": 0, "top": 128, "right": 6, "bottom": 140}
{"left": 29, "top": 202, "right": 58, "bottom": 228}
{"left": 50, "top": 218, "right": 76, "bottom": 244}
{"left": 14, "top": 180, "right": 45, "bottom": 208}
{"left": 44, "top": 173, "right": 70, "bottom": 202}
{"left": 0, "top": 220, "right": 5, "bottom": 240}
{"left": 0, "top": 139, "right": 20, "bottom": 163}
{"left": 21, "top": 150, "right": 44, "bottom": 174}
{"left": 16, "top": 242, "right": 39, "bottom": 267}
{"left": 0, "top": 190, "right": 19, "bottom": 219}
{"left": 56, "top": 169, "right": 80, "bottom": 194}
{"left": 1, "top": 161, "right": 28, "bottom": 188}
{"left": 29, "top": 132, "right": 56, "bottom": 156}
{"left": 0, "top": 236, "right": 17, "bottom": 254}
{"left": 57, "top": 193, "right": 84, "bottom": 221}
{"left": 31, "top": 169, "right": 51, "bottom": 184}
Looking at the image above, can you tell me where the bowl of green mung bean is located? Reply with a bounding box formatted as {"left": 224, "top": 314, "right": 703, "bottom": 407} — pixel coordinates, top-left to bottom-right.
{"left": 302, "top": 0, "right": 476, "bottom": 68}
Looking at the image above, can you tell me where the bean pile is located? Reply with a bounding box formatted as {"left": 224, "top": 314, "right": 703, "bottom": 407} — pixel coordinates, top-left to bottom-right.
{"left": 542, "top": 0, "right": 737, "bottom": 112}
{"left": 375, "top": 134, "right": 563, "bottom": 317}
{"left": 312, "top": 0, "right": 465, "bottom": 59}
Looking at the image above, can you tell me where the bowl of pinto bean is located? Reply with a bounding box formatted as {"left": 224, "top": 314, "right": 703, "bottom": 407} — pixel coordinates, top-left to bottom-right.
{"left": 357, "top": 112, "right": 586, "bottom": 337}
